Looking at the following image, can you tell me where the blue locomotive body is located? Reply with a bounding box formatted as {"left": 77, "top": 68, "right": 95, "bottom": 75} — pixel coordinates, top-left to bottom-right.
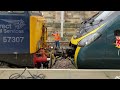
{"left": 0, "top": 12, "right": 30, "bottom": 54}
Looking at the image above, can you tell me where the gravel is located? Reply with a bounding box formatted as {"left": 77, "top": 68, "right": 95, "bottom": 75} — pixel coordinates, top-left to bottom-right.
{"left": 51, "top": 58, "right": 76, "bottom": 69}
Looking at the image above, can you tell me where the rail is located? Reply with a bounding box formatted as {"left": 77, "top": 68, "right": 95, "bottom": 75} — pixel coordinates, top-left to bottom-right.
{"left": 47, "top": 41, "right": 70, "bottom": 47}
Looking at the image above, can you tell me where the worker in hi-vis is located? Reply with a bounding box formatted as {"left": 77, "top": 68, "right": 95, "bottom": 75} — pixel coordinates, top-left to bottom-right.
{"left": 52, "top": 31, "right": 61, "bottom": 49}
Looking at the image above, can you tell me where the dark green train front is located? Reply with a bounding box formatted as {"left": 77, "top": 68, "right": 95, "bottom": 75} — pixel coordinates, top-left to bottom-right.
{"left": 70, "top": 11, "right": 120, "bottom": 69}
{"left": 0, "top": 11, "right": 46, "bottom": 67}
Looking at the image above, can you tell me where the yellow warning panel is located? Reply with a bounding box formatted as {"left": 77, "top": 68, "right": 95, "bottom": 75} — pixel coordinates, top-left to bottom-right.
{"left": 30, "top": 16, "right": 46, "bottom": 53}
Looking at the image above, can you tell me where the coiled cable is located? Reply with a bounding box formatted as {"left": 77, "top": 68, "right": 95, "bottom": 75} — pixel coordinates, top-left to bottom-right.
{"left": 9, "top": 68, "right": 46, "bottom": 79}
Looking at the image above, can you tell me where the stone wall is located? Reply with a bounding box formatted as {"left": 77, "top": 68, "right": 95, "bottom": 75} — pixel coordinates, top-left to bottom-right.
{"left": 42, "top": 11, "right": 99, "bottom": 42}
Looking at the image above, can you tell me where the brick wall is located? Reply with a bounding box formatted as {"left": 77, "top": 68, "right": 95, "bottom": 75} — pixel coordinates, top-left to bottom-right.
{"left": 42, "top": 11, "right": 99, "bottom": 42}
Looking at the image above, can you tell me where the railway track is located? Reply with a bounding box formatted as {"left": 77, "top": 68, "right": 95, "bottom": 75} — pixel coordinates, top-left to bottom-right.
{"left": 51, "top": 57, "right": 76, "bottom": 69}
{"left": 47, "top": 41, "right": 70, "bottom": 48}
{"left": 0, "top": 62, "right": 16, "bottom": 68}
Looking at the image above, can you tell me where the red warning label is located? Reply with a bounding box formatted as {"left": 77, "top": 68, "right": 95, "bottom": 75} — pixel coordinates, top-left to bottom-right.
{"left": 116, "top": 36, "right": 120, "bottom": 48}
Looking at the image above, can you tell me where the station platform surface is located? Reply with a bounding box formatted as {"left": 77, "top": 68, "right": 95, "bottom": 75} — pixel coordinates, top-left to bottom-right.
{"left": 0, "top": 69, "right": 120, "bottom": 79}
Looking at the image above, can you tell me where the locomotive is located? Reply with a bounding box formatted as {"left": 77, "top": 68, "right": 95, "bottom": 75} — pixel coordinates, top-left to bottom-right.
{"left": 0, "top": 11, "right": 50, "bottom": 68}
{"left": 69, "top": 11, "right": 120, "bottom": 69}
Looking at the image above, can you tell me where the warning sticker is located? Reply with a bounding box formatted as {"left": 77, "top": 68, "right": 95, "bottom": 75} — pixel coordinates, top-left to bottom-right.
{"left": 116, "top": 36, "right": 120, "bottom": 48}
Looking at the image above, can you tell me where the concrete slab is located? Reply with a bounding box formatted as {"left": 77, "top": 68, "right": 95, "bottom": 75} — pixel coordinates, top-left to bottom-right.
{"left": 69, "top": 71, "right": 108, "bottom": 79}
{"left": 0, "top": 69, "right": 119, "bottom": 79}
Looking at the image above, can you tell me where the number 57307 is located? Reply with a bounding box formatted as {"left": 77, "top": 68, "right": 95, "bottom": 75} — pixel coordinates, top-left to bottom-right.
{"left": 3, "top": 37, "right": 24, "bottom": 43}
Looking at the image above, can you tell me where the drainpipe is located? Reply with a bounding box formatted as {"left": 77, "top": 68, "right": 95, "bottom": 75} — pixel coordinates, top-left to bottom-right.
{"left": 61, "top": 11, "right": 64, "bottom": 37}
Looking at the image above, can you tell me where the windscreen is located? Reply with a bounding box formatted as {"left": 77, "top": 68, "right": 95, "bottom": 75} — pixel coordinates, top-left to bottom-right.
{"left": 95, "top": 11, "right": 114, "bottom": 21}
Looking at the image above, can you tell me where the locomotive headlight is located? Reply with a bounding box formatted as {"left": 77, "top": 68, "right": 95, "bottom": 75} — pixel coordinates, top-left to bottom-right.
{"left": 78, "top": 32, "right": 101, "bottom": 47}
{"left": 51, "top": 46, "right": 53, "bottom": 49}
